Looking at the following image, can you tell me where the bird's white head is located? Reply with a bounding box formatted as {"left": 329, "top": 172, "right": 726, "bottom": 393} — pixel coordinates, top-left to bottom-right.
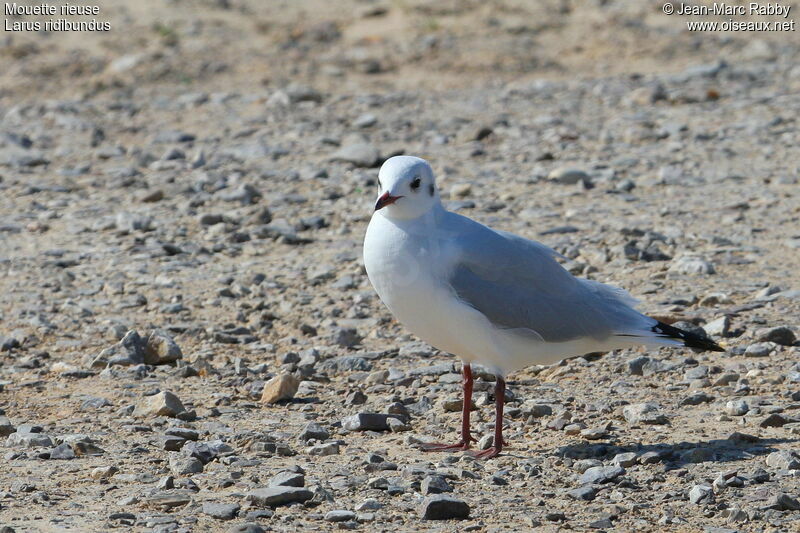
{"left": 374, "top": 155, "right": 440, "bottom": 220}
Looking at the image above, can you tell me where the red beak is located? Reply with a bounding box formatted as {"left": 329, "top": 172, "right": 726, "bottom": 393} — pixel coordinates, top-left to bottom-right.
{"left": 375, "top": 192, "right": 403, "bottom": 211}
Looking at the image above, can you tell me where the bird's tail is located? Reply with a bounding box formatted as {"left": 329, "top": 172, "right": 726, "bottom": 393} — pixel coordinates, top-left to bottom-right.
{"left": 649, "top": 321, "right": 725, "bottom": 352}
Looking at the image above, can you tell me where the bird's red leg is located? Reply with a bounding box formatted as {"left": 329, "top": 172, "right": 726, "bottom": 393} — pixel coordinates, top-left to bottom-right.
{"left": 421, "top": 363, "right": 476, "bottom": 451}
{"left": 469, "top": 376, "right": 505, "bottom": 459}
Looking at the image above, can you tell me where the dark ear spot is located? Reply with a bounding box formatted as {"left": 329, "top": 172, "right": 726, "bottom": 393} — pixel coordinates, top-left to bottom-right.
{"left": 428, "top": 184, "right": 434, "bottom": 196}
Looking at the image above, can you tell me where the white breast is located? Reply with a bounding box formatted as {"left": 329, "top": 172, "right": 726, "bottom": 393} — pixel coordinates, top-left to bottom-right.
{"left": 363, "top": 212, "right": 494, "bottom": 362}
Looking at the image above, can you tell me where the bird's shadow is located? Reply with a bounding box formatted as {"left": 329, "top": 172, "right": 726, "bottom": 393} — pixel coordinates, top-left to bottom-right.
{"left": 513, "top": 436, "right": 797, "bottom": 469}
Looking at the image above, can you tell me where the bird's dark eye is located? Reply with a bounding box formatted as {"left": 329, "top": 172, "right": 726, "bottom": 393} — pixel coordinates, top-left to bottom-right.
{"left": 377, "top": 181, "right": 382, "bottom": 191}
{"left": 410, "top": 177, "right": 421, "bottom": 191}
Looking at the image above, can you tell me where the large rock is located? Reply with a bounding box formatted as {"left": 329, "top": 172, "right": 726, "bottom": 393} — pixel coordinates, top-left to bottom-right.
{"left": 144, "top": 330, "right": 183, "bottom": 365}
{"left": 419, "top": 495, "right": 470, "bottom": 520}
{"left": 245, "top": 487, "right": 313, "bottom": 507}
{"left": 260, "top": 373, "right": 300, "bottom": 404}
{"left": 135, "top": 391, "right": 186, "bottom": 418}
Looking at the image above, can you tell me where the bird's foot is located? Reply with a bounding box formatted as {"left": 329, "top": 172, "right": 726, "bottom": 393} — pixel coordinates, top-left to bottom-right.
{"left": 420, "top": 440, "right": 472, "bottom": 452}
{"left": 467, "top": 446, "right": 502, "bottom": 459}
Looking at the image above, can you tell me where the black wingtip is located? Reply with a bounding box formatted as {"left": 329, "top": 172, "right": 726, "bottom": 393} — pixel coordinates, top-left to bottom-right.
{"left": 652, "top": 321, "right": 725, "bottom": 352}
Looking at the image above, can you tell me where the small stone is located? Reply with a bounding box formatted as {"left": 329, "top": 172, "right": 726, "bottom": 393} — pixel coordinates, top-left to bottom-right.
{"left": 755, "top": 326, "right": 796, "bottom": 346}
{"left": 567, "top": 486, "right": 597, "bottom": 501}
{"left": 90, "top": 466, "right": 118, "bottom": 479}
{"left": 341, "top": 413, "right": 394, "bottom": 432}
{"left": 419, "top": 495, "right": 470, "bottom": 520}
{"left": 626, "top": 356, "right": 651, "bottom": 376}
{"left": 0, "top": 416, "right": 15, "bottom": 437}
{"left": 298, "top": 422, "right": 329, "bottom": 442}
{"left": 688, "top": 484, "right": 713, "bottom": 504}
{"left": 581, "top": 426, "right": 608, "bottom": 440}
{"left": 579, "top": 466, "right": 625, "bottom": 485}
{"left": 548, "top": 167, "right": 591, "bottom": 185}
{"left": 6, "top": 431, "right": 53, "bottom": 448}
{"left": 329, "top": 143, "right": 380, "bottom": 168}
{"left": 268, "top": 471, "right": 305, "bottom": 487}
{"left": 682, "top": 392, "right": 714, "bottom": 406}
{"left": 49, "top": 443, "right": 75, "bottom": 460}
{"left": 669, "top": 255, "right": 715, "bottom": 275}
{"left": 227, "top": 524, "right": 265, "bottom": 533}
{"left": 622, "top": 403, "right": 668, "bottom": 425}
{"left": 759, "top": 413, "right": 789, "bottom": 428}
{"left": 768, "top": 493, "right": 800, "bottom": 511}
{"left": 307, "top": 442, "right": 340, "bottom": 456}
{"left": 745, "top": 342, "right": 775, "bottom": 357}
{"left": 355, "top": 499, "right": 382, "bottom": 511}
{"left": 421, "top": 475, "right": 453, "bottom": 495}
{"left": 260, "top": 373, "right": 300, "bottom": 404}
{"left": 353, "top": 113, "right": 377, "bottom": 128}
{"left": 91, "top": 330, "right": 146, "bottom": 368}
{"left": 765, "top": 450, "right": 800, "bottom": 470}
{"left": 612, "top": 452, "right": 638, "bottom": 467}
{"left": 345, "top": 390, "right": 368, "bottom": 405}
{"left": 704, "top": 316, "right": 730, "bottom": 337}
{"left": 523, "top": 403, "right": 553, "bottom": 418}
{"left": 325, "top": 510, "right": 356, "bottom": 522}
{"left": 144, "top": 330, "right": 183, "bottom": 365}
{"left": 725, "top": 400, "right": 749, "bottom": 416}
{"left": 135, "top": 391, "right": 186, "bottom": 418}
{"left": 202, "top": 502, "right": 240, "bottom": 520}
{"left": 713, "top": 373, "right": 739, "bottom": 386}
{"left": 169, "top": 453, "right": 204, "bottom": 475}
{"left": 245, "top": 487, "right": 313, "bottom": 507}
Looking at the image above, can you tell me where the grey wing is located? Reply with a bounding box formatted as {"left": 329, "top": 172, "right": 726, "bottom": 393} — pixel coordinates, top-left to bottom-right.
{"left": 447, "top": 225, "right": 651, "bottom": 343}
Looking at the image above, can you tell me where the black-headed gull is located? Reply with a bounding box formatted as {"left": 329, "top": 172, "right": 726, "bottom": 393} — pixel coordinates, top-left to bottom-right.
{"left": 363, "top": 156, "right": 723, "bottom": 458}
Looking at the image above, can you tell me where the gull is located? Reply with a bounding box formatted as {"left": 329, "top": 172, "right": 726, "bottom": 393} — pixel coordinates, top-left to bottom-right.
{"left": 363, "top": 156, "right": 723, "bottom": 458}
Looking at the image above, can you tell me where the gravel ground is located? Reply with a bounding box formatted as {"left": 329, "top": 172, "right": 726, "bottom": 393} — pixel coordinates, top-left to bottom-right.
{"left": 1, "top": 1, "right": 800, "bottom": 532}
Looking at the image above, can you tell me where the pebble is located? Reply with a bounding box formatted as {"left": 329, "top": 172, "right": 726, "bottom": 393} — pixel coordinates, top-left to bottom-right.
{"left": 329, "top": 143, "right": 380, "bottom": 167}
{"left": 745, "top": 342, "right": 775, "bottom": 357}
{"left": 688, "top": 484, "right": 713, "bottom": 504}
{"left": 325, "top": 510, "right": 356, "bottom": 522}
{"left": 567, "top": 486, "right": 597, "bottom": 501}
{"left": 245, "top": 487, "right": 313, "bottom": 507}
{"left": 419, "top": 494, "right": 470, "bottom": 520}
{"left": 298, "top": 422, "right": 330, "bottom": 442}
{"left": 260, "top": 373, "right": 300, "bottom": 404}
{"left": 622, "top": 403, "right": 668, "bottom": 425}
{"left": 668, "top": 255, "right": 716, "bottom": 275}
{"left": 768, "top": 493, "right": 800, "bottom": 511}
{"left": 765, "top": 450, "right": 800, "bottom": 470}
{"left": 341, "top": 413, "right": 395, "bottom": 431}
{"left": 135, "top": 391, "right": 186, "bottom": 418}
{"left": 579, "top": 466, "right": 625, "bottom": 485}
{"left": 202, "top": 502, "right": 240, "bottom": 520}
{"left": 268, "top": 471, "right": 305, "bottom": 487}
{"left": 754, "top": 326, "right": 796, "bottom": 346}
{"left": 725, "top": 400, "right": 749, "bottom": 416}
{"left": 704, "top": 316, "right": 730, "bottom": 337}
{"left": 144, "top": 330, "right": 183, "bottom": 365}
{"left": 548, "top": 167, "right": 591, "bottom": 185}
{"left": 421, "top": 475, "right": 453, "bottom": 495}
